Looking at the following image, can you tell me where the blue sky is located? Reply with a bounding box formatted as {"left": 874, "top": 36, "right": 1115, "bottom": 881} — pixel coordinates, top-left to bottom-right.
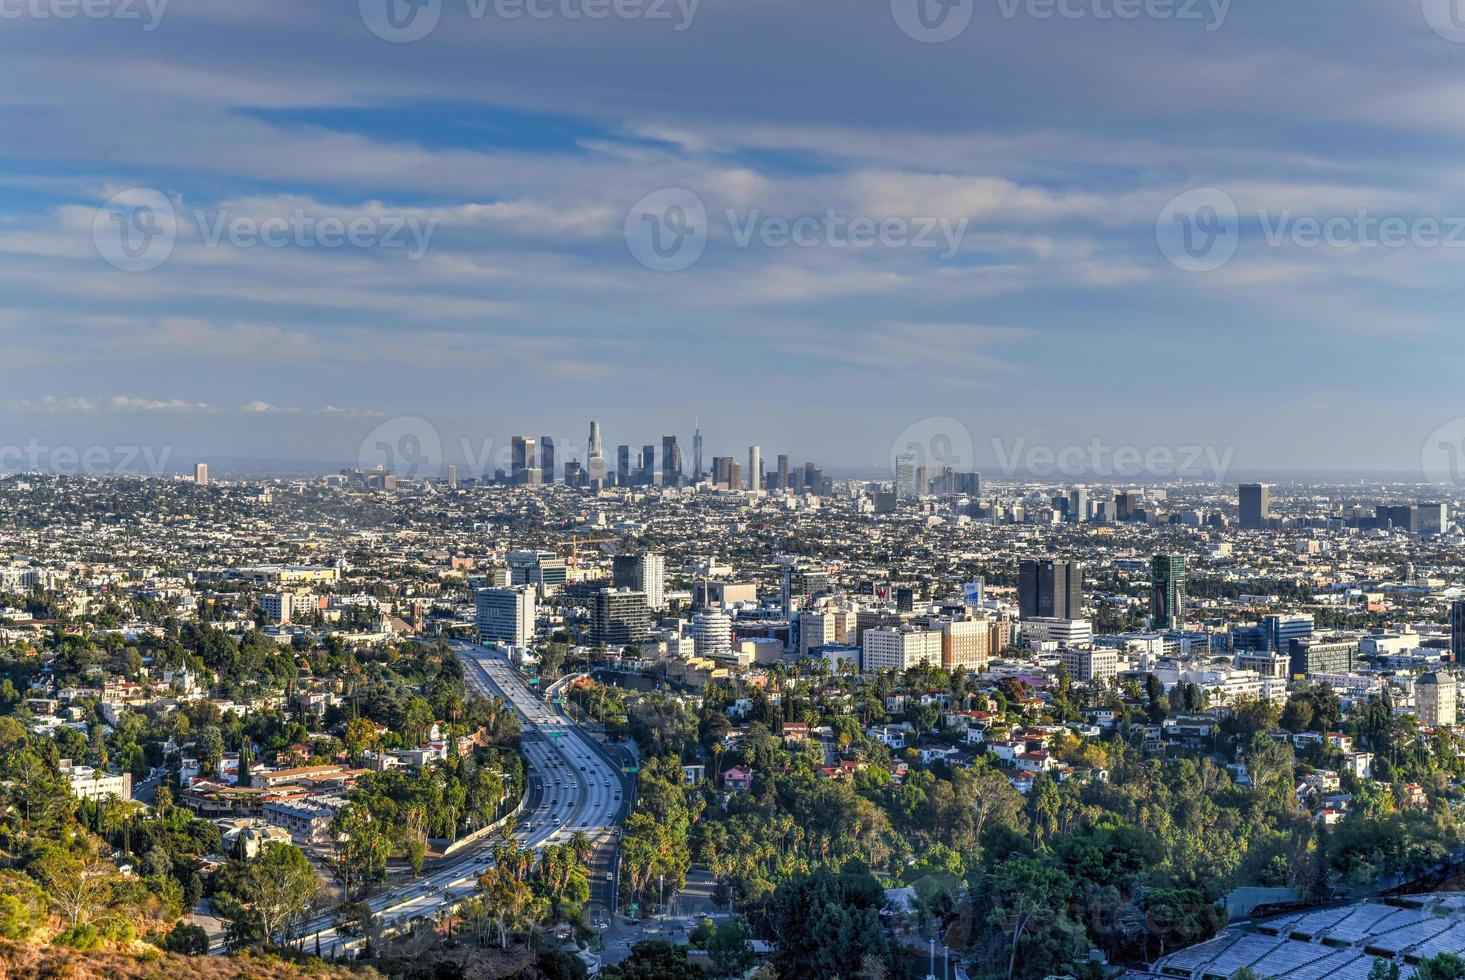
{"left": 2, "top": 0, "right": 1464, "bottom": 477}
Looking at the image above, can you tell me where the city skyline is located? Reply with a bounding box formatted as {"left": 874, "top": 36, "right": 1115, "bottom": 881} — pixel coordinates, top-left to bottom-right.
{"left": 5, "top": 2, "right": 1465, "bottom": 473}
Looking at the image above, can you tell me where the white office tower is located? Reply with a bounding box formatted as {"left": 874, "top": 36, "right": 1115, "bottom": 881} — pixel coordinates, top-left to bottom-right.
{"left": 862, "top": 626, "right": 942, "bottom": 671}
{"left": 194, "top": 463, "right": 209, "bottom": 486}
{"left": 476, "top": 586, "right": 537, "bottom": 647}
{"left": 798, "top": 611, "right": 835, "bottom": 655}
{"left": 640, "top": 553, "right": 666, "bottom": 611}
{"left": 748, "top": 446, "right": 762, "bottom": 490}
{"left": 692, "top": 611, "right": 733, "bottom": 654}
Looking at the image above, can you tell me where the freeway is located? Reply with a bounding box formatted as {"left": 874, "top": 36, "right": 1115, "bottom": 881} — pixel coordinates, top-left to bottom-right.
{"left": 291, "top": 644, "right": 629, "bottom": 958}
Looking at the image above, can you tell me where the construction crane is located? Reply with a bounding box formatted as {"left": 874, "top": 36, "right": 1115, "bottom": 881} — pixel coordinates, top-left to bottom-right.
{"left": 568, "top": 535, "right": 614, "bottom": 570}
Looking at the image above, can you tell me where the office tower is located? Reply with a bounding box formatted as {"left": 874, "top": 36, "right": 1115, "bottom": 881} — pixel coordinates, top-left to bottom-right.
{"left": 563, "top": 460, "right": 584, "bottom": 487}
{"left": 1452, "top": 600, "right": 1465, "bottom": 663}
{"left": 446, "top": 464, "right": 458, "bottom": 489}
{"left": 934, "top": 616, "right": 991, "bottom": 671}
{"left": 861, "top": 626, "right": 942, "bottom": 671}
{"left": 539, "top": 436, "right": 556, "bottom": 484}
{"left": 1421, "top": 502, "right": 1449, "bottom": 536}
{"left": 693, "top": 426, "right": 704, "bottom": 481}
{"left": 613, "top": 553, "right": 666, "bottom": 610}
{"left": 617, "top": 445, "right": 631, "bottom": 485}
{"left": 804, "top": 461, "right": 817, "bottom": 490}
{"left": 1262, "top": 613, "right": 1314, "bottom": 654}
{"left": 476, "top": 586, "right": 537, "bottom": 647}
{"left": 895, "top": 451, "right": 918, "bottom": 498}
{"left": 589, "top": 588, "right": 651, "bottom": 647}
{"left": 1018, "top": 559, "right": 1083, "bottom": 620}
{"left": 1067, "top": 488, "right": 1087, "bottom": 524}
{"left": 895, "top": 587, "right": 914, "bottom": 613}
{"left": 511, "top": 436, "right": 538, "bottom": 485}
{"left": 193, "top": 463, "right": 209, "bottom": 486}
{"left": 662, "top": 435, "right": 681, "bottom": 487}
{"left": 1287, "top": 637, "right": 1356, "bottom": 678}
{"left": 1150, "top": 554, "right": 1186, "bottom": 630}
{"left": 952, "top": 471, "right": 979, "bottom": 497}
{"left": 1377, "top": 504, "right": 1420, "bottom": 533}
{"left": 777, "top": 454, "right": 790, "bottom": 491}
{"left": 1417, "top": 672, "right": 1458, "bottom": 727}
{"left": 507, "top": 550, "right": 567, "bottom": 595}
{"left": 1238, "top": 483, "right": 1270, "bottom": 529}
{"left": 1115, "top": 491, "right": 1138, "bottom": 522}
{"left": 748, "top": 446, "right": 762, "bottom": 490}
{"left": 641, "top": 444, "right": 656, "bottom": 485}
{"left": 712, "top": 456, "right": 731, "bottom": 487}
{"left": 588, "top": 420, "right": 602, "bottom": 459}
{"left": 1061, "top": 646, "right": 1118, "bottom": 683}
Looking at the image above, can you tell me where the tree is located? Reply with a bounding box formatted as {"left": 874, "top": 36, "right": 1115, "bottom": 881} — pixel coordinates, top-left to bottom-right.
{"left": 601, "top": 940, "right": 705, "bottom": 980}
{"left": 164, "top": 920, "right": 210, "bottom": 955}
{"left": 706, "top": 916, "right": 756, "bottom": 978}
{"left": 33, "top": 844, "right": 113, "bottom": 928}
{"left": 1414, "top": 957, "right": 1465, "bottom": 980}
{"left": 977, "top": 855, "right": 1076, "bottom": 980}
{"left": 215, "top": 841, "right": 321, "bottom": 949}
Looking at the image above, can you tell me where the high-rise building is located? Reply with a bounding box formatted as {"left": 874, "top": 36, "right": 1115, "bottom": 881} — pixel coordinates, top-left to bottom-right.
{"left": 1418, "top": 672, "right": 1458, "bottom": 727}
{"left": 1377, "top": 504, "right": 1420, "bottom": 534}
{"left": 693, "top": 426, "right": 703, "bottom": 482}
{"left": 476, "top": 586, "right": 536, "bottom": 647}
{"left": 617, "top": 445, "right": 631, "bottom": 485}
{"left": 662, "top": 435, "right": 681, "bottom": 487}
{"left": 539, "top": 436, "right": 556, "bottom": 484}
{"left": 748, "top": 446, "right": 762, "bottom": 491}
{"left": 1067, "top": 488, "right": 1087, "bottom": 523}
{"left": 507, "top": 550, "right": 566, "bottom": 595}
{"left": 777, "top": 454, "right": 790, "bottom": 491}
{"left": 1115, "top": 491, "right": 1139, "bottom": 522}
{"left": 613, "top": 553, "right": 665, "bottom": 610}
{"left": 1287, "top": 637, "right": 1356, "bottom": 678}
{"left": 446, "top": 464, "right": 458, "bottom": 489}
{"left": 1421, "top": 502, "right": 1449, "bottom": 537}
{"left": 589, "top": 588, "right": 651, "bottom": 648}
{"left": 194, "top": 463, "right": 209, "bottom": 486}
{"left": 1150, "top": 554, "right": 1186, "bottom": 630}
{"left": 1263, "top": 614, "right": 1314, "bottom": 655}
{"left": 1238, "top": 483, "right": 1270, "bottom": 529}
{"left": 862, "top": 626, "right": 942, "bottom": 671}
{"left": 641, "top": 444, "right": 656, "bottom": 485}
{"left": 1018, "top": 559, "right": 1083, "bottom": 620}
{"left": 511, "top": 436, "right": 538, "bottom": 485}
{"left": 933, "top": 616, "right": 991, "bottom": 671}
{"left": 588, "top": 420, "right": 602, "bottom": 460}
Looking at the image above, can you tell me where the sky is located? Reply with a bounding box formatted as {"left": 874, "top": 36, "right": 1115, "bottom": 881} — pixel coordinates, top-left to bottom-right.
{"left": 3, "top": 0, "right": 1465, "bottom": 480}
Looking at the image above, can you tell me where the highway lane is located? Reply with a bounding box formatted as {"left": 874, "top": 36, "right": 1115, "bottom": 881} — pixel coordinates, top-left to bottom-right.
{"left": 294, "top": 643, "right": 627, "bottom": 958}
